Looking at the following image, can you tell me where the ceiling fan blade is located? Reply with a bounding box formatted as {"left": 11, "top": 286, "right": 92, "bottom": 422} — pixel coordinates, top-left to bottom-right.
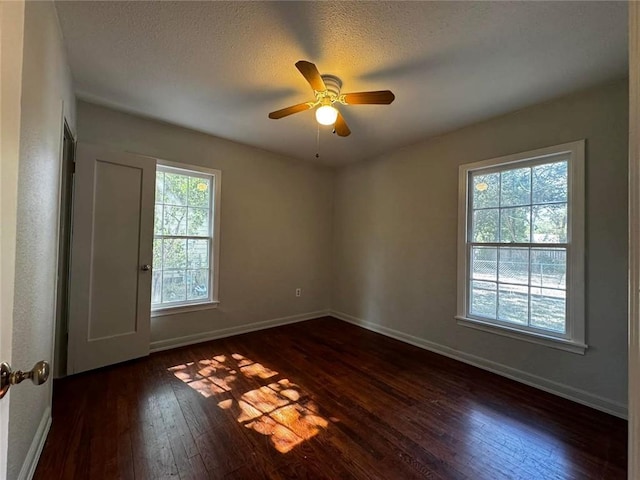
{"left": 334, "top": 111, "right": 351, "bottom": 137}
{"left": 342, "top": 90, "right": 395, "bottom": 105}
{"left": 295, "top": 60, "right": 327, "bottom": 92}
{"left": 268, "top": 102, "right": 313, "bottom": 119}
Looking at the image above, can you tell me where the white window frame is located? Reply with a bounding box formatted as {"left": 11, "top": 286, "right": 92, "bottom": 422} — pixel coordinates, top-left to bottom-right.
{"left": 456, "top": 140, "right": 586, "bottom": 354}
{"left": 151, "top": 160, "right": 221, "bottom": 317}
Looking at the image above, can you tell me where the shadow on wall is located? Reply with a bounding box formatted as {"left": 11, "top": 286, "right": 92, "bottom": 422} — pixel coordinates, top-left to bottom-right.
{"left": 169, "top": 353, "right": 330, "bottom": 453}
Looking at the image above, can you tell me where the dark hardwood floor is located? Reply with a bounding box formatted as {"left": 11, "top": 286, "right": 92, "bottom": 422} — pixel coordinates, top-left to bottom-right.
{"left": 34, "top": 317, "right": 626, "bottom": 479}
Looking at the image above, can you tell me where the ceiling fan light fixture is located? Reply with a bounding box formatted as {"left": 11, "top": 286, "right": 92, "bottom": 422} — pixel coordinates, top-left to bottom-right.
{"left": 268, "top": 60, "right": 394, "bottom": 137}
{"left": 315, "top": 105, "right": 338, "bottom": 126}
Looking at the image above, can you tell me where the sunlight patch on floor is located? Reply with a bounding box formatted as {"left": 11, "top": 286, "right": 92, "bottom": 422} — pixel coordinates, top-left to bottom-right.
{"left": 169, "top": 353, "right": 330, "bottom": 453}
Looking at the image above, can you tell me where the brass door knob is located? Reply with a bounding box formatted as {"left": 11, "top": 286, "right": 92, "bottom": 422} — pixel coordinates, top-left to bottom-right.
{"left": 0, "top": 361, "right": 50, "bottom": 399}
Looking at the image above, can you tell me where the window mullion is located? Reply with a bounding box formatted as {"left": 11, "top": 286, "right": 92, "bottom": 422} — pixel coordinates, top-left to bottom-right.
{"left": 208, "top": 237, "right": 213, "bottom": 302}
{"left": 528, "top": 168, "right": 533, "bottom": 328}
{"left": 496, "top": 246, "right": 501, "bottom": 320}
{"left": 185, "top": 237, "right": 190, "bottom": 302}
{"left": 527, "top": 249, "right": 532, "bottom": 328}
{"left": 160, "top": 238, "right": 164, "bottom": 304}
{"left": 469, "top": 242, "right": 568, "bottom": 249}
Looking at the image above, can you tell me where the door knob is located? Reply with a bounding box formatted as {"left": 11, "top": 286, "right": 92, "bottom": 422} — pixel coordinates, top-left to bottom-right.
{"left": 0, "top": 361, "right": 50, "bottom": 399}
{"left": 141, "top": 264, "right": 151, "bottom": 271}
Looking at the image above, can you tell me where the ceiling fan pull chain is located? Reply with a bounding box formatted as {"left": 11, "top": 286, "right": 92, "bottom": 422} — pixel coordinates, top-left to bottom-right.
{"left": 315, "top": 123, "right": 320, "bottom": 158}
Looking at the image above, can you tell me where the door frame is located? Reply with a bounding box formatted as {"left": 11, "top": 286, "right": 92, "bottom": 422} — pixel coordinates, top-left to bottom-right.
{"left": 53, "top": 120, "right": 76, "bottom": 378}
{"left": 629, "top": 2, "right": 639, "bottom": 478}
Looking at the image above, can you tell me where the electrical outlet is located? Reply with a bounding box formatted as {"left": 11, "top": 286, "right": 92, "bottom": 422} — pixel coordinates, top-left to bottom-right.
{"left": 295, "top": 288, "right": 302, "bottom": 297}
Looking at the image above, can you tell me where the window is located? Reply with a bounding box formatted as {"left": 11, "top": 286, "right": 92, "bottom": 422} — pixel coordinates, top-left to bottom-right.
{"left": 152, "top": 162, "right": 221, "bottom": 314}
{"left": 456, "top": 141, "right": 585, "bottom": 353}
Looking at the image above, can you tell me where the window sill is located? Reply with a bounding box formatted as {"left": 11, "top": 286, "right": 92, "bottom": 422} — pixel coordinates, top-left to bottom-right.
{"left": 152, "top": 301, "right": 219, "bottom": 318}
{"left": 455, "top": 316, "right": 587, "bottom": 355}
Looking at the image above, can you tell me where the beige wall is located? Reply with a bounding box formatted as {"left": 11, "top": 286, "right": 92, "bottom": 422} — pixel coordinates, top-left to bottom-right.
{"left": 75, "top": 80, "right": 627, "bottom": 417}
{"left": 332, "top": 80, "right": 629, "bottom": 415}
{"left": 8, "top": 1, "right": 76, "bottom": 478}
{"left": 76, "top": 101, "right": 333, "bottom": 347}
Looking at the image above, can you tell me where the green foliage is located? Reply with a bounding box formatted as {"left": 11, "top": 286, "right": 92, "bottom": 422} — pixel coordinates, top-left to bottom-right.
{"left": 500, "top": 167, "right": 530, "bottom": 207}
{"left": 471, "top": 160, "right": 567, "bottom": 244}
{"left": 500, "top": 206, "right": 530, "bottom": 243}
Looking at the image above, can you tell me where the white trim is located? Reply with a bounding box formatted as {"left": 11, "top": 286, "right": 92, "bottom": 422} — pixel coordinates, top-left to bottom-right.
{"left": 150, "top": 310, "right": 329, "bottom": 353}
{"left": 456, "top": 316, "right": 587, "bottom": 354}
{"left": 157, "top": 159, "right": 219, "bottom": 177}
{"left": 51, "top": 108, "right": 74, "bottom": 379}
{"left": 17, "top": 407, "right": 51, "bottom": 480}
{"left": 151, "top": 300, "right": 219, "bottom": 317}
{"left": 457, "top": 140, "right": 586, "bottom": 349}
{"left": 629, "top": 2, "right": 640, "bottom": 477}
{"left": 331, "top": 311, "right": 626, "bottom": 419}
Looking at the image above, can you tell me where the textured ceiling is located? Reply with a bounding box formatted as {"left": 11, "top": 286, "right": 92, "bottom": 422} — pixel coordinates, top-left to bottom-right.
{"left": 55, "top": 1, "right": 627, "bottom": 165}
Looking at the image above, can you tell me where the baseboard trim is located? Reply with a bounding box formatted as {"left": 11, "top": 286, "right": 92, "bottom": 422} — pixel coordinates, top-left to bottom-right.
{"left": 17, "top": 406, "right": 51, "bottom": 480}
{"left": 330, "top": 310, "right": 627, "bottom": 419}
{"left": 150, "top": 310, "right": 330, "bottom": 353}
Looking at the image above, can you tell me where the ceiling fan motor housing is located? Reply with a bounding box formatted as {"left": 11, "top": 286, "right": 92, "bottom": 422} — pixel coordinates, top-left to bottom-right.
{"left": 321, "top": 74, "right": 342, "bottom": 101}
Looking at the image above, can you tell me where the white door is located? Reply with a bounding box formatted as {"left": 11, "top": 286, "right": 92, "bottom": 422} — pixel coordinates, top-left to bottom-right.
{"left": 0, "top": 0, "right": 26, "bottom": 474}
{"left": 67, "top": 143, "right": 156, "bottom": 374}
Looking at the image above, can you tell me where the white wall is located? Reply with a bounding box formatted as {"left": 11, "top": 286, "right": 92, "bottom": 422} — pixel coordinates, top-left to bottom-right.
{"left": 77, "top": 101, "right": 333, "bottom": 349}
{"left": 8, "top": 1, "right": 76, "bottom": 478}
{"left": 332, "top": 80, "right": 629, "bottom": 416}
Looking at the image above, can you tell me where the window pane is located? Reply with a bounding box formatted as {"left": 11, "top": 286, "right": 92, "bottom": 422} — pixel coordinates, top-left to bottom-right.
{"left": 187, "top": 239, "right": 209, "bottom": 269}
{"left": 531, "top": 288, "right": 566, "bottom": 333}
{"left": 530, "top": 249, "right": 566, "bottom": 289}
{"left": 187, "top": 207, "right": 210, "bottom": 236}
{"left": 163, "top": 172, "right": 188, "bottom": 206}
{"left": 155, "top": 172, "right": 164, "bottom": 204}
{"left": 154, "top": 205, "right": 163, "bottom": 235}
{"left": 532, "top": 161, "right": 567, "bottom": 204}
{"left": 497, "top": 284, "right": 528, "bottom": 325}
{"left": 500, "top": 167, "right": 531, "bottom": 207}
{"left": 163, "top": 205, "right": 188, "bottom": 235}
{"left": 151, "top": 270, "right": 162, "bottom": 304}
{"left": 472, "top": 172, "right": 499, "bottom": 209}
{"left": 189, "top": 176, "right": 210, "bottom": 208}
{"left": 162, "top": 270, "right": 186, "bottom": 303}
{"left": 163, "top": 238, "right": 187, "bottom": 269}
{"left": 153, "top": 239, "right": 163, "bottom": 270}
{"left": 532, "top": 204, "right": 567, "bottom": 243}
{"left": 187, "top": 269, "right": 209, "bottom": 300}
{"left": 498, "top": 247, "right": 529, "bottom": 285}
{"left": 470, "top": 281, "right": 497, "bottom": 319}
{"left": 472, "top": 209, "right": 499, "bottom": 242}
{"left": 500, "top": 206, "right": 530, "bottom": 243}
{"left": 472, "top": 247, "right": 497, "bottom": 281}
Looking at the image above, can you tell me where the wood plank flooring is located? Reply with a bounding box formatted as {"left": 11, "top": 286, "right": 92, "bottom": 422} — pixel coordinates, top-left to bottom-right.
{"left": 34, "top": 317, "right": 627, "bottom": 479}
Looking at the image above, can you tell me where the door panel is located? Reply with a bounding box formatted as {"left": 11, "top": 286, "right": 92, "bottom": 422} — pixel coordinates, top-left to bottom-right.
{"left": 90, "top": 161, "right": 143, "bottom": 340}
{"left": 68, "top": 143, "right": 155, "bottom": 374}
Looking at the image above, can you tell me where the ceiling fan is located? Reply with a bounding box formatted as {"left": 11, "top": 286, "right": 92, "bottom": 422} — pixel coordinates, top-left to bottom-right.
{"left": 268, "top": 60, "right": 395, "bottom": 137}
